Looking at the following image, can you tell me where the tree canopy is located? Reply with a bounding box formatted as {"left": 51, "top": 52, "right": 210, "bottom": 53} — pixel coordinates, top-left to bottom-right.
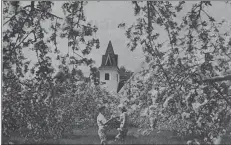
{"left": 119, "top": 1, "right": 231, "bottom": 144}
{"left": 2, "top": 1, "right": 117, "bottom": 141}
{"left": 2, "top": 1, "right": 231, "bottom": 144}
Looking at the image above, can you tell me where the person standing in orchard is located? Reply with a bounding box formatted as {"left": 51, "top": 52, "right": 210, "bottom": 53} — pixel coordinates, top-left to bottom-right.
{"left": 97, "top": 106, "right": 108, "bottom": 145}
{"left": 97, "top": 106, "right": 115, "bottom": 145}
{"left": 115, "top": 105, "right": 129, "bottom": 142}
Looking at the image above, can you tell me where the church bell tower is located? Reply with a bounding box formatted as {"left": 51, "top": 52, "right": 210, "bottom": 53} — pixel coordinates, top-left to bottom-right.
{"left": 99, "top": 41, "right": 120, "bottom": 93}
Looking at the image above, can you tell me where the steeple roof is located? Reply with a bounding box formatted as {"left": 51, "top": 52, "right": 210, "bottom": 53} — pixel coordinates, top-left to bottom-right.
{"left": 99, "top": 41, "right": 119, "bottom": 69}
{"left": 105, "top": 40, "right": 114, "bottom": 55}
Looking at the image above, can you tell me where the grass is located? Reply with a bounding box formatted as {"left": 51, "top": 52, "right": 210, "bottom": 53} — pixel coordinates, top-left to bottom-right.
{"left": 61, "top": 127, "right": 185, "bottom": 144}
{"left": 3, "top": 127, "right": 185, "bottom": 144}
{"left": 3, "top": 127, "right": 231, "bottom": 144}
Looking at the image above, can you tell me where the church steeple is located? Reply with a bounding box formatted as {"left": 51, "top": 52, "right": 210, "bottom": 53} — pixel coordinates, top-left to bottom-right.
{"left": 98, "top": 40, "right": 120, "bottom": 93}
{"left": 105, "top": 40, "right": 114, "bottom": 54}
{"left": 100, "top": 41, "right": 118, "bottom": 68}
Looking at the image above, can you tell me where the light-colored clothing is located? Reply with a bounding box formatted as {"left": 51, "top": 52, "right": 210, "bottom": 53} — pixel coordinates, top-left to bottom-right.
{"left": 115, "top": 112, "right": 128, "bottom": 141}
{"left": 97, "top": 113, "right": 107, "bottom": 143}
{"left": 119, "top": 112, "right": 128, "bottom": 129}
{"left": 97, "top": 113, "right": 107, "bottom": 129}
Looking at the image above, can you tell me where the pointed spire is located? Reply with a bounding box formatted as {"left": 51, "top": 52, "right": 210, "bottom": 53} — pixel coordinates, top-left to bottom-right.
{"left": 99, "top": 40, "right": 118, "bottom": 68}
{"left": 105, "top": 40, "right": 114, "bottom": 54}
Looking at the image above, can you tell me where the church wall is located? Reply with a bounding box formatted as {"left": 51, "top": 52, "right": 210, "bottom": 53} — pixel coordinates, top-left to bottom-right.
{"left": 99, "top": 69, "right": 119, "bottom": 93}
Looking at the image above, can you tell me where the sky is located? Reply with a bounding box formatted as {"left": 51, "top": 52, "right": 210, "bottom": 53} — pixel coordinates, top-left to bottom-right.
{"left": 54, "top": 1, "right": 145, "bottom": 74}
{"left": 18, "top": 1, "right": 231, "bottom": 76}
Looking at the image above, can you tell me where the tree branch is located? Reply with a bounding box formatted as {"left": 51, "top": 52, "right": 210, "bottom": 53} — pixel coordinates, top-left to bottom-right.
{"left": 14, "top": 30, "right": 34, "bottom": 49}
{"left": 150, "top": 3, "right": 174, "bottom": 50}
{"left": 146, "top": 2, "right": 171, "bottom": 85}
{"left": 3, "top": 5, "right": 31, "bottom": 25}
{"left": 34, "top": 7, "right": 62, "bottom": 20}
{"left": 4, "top": 4, "right": 62, "bottom": 26}
{"left": 73, "top": 51, "right": 84, "bottom": 59}
{"left": 202, "top": 74, "right": 231, "bottom": 83}
{"left": 211, "top": 82, "right": 231, "bottom": 106}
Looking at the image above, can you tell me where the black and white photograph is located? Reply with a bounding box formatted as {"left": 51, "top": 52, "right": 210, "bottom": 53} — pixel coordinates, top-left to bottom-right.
{"left": 1, "top": 1, "right": 231, "bottom": 144}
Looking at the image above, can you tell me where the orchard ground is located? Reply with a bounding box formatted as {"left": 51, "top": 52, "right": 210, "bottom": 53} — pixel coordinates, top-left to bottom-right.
{"left": 3, "top": 127, "right": 231, "bottom": 144}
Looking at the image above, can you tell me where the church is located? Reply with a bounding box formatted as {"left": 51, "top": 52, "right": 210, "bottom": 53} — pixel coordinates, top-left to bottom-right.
{"left": 98, "top": 41, "right": 132, "bottom": 93}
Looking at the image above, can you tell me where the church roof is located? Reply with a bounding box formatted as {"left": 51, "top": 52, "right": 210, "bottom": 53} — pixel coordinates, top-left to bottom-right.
{"left": 106, "top": 41, "right": 115, "bottom": 54}
{"left": 118, "top": 62, "right": 148, "bottom": 93}
{"left": 99, "top": 41, "right": 118, "bottom": 69}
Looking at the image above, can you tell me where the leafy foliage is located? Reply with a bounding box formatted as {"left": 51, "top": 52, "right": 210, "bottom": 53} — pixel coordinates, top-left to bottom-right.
{"left": 2, "top": 1, "right": 116, "bottom": 142}
{"left": 120, "top": 1, "right": 231, "bottom": 144}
